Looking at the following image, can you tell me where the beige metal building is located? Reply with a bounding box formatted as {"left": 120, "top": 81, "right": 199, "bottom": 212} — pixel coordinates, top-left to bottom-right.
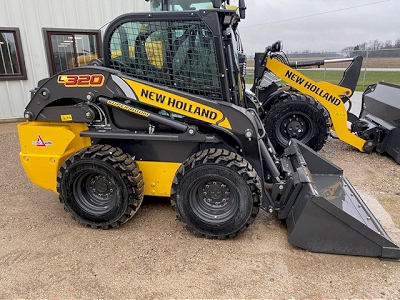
{"left": 0, "top": 0, "right": 149, "bottom": 119}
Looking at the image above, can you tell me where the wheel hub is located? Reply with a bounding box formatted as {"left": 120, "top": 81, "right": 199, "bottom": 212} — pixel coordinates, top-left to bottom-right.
{"left": 282, "top": 114, "right": 306, "bottom": 138}
{"left": 202, "top": 181, "right": 230, "bottom": 206}
{"left": 90, "top": 175, "right": 114, "bottom": 197}
{"left": 72, "top": 171, "right": 118, "bottom": 216}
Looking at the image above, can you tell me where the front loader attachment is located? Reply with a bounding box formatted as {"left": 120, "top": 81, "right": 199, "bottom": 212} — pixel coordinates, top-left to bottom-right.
{"left": 274, "top": 140, "right": 400, "bottom": 260}
{"left": 357, "top": 82, "right": 400, "bottom": 164}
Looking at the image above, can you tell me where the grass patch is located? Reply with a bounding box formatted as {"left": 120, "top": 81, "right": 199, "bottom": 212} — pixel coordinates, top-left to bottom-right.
{"left": 245, "top": 70, "right": 400, "bottom": 92}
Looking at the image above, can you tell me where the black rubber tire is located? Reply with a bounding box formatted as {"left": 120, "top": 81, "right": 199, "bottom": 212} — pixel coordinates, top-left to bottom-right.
{"left": 57, "top": 144, "right": 144, "bottom": 229}
{"left": 263, "top": 94, "right": 330, "bottom": 153}
{"left": 171, "top": 148, "right": 261, "bottom": 239}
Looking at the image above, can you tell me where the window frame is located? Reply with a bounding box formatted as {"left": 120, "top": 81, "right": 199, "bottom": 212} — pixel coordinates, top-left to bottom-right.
{"left": 0, "top": 27, "right": 27, "bottom": 81}
{"left": 43, "top": 28, "right": 102, "bottom": 76}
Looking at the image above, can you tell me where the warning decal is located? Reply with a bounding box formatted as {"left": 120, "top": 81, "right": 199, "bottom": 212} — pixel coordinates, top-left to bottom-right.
{"left": 32, "top": 135, "right": 53, "bottom": 147}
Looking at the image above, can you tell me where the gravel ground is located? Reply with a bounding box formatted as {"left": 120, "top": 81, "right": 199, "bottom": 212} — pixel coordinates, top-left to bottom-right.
{"left": 1, "top": 121, "right": 399, "bottom": 299}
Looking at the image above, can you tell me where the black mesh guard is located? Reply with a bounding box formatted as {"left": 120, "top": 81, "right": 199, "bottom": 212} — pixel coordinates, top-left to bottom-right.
{"left": 107, "top": 20, "right": 223, "bottom": 101}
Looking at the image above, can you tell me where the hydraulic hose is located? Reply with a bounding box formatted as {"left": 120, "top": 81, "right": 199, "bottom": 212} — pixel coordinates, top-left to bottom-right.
{"left": 259, "top": 140, "right": 281, "bottom": 183}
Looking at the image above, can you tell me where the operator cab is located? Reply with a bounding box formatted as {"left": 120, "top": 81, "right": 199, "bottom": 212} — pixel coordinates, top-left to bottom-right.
{"left": 103, "top": 5, "right": 246, "bottom": 106}
{"left": 144, "top": 0, "right": 248, "bottom": 106}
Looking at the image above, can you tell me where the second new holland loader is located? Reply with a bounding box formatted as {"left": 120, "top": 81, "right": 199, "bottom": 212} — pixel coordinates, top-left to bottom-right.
{"left": 18, "top": 1, "right": 400, "bottom": 260}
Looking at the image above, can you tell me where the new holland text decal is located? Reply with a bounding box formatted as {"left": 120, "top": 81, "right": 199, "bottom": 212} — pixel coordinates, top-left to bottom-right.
{"left": 57, "top": 74, "right": 105, "bottom": 87}
{"left": 32, "top": 135, "right": 53, "bottom": 147}
{"left": 266, "top": 58, "right": 352, "bottom": 110}
{"left": 283, "top": 70, "right": 341, "bottom": 106}
{"left": 122, "top": 79, "right": 232, "bottom": 130}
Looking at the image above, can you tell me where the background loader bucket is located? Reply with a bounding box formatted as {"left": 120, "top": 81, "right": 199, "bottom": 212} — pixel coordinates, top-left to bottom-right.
{"left": 362, "top": 82, "right": 400, "bottom": 164}
{"left": 284, "top": 141, "right": 400, "bottom": 260}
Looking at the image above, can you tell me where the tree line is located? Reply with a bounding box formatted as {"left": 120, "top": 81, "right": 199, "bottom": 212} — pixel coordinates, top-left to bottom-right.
{"left": 342, "top": 38, "right": 400, "bottom": 57}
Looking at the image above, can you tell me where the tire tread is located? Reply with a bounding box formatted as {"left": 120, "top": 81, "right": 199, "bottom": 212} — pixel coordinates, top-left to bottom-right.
{"left": 264, "top": 93, "right": 331, "bottom": 153}
{"left": 57, "top": 144, "right": 144, "bottom": 229}
{"left": 171, "top": 148, "right": 261, "bottom": 239}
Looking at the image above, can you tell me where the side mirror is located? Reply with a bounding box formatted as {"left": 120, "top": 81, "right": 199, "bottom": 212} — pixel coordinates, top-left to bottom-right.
{"left": 238, "top": 0, "right": 246, "bottom": 19}
{"left": 271, "top": 40, "right": 283, "bottom": 52}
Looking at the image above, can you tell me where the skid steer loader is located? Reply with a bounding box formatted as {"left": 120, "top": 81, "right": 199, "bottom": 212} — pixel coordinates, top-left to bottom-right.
{"left": 18, "top": 3, "right": 400, "bottom": 259}
{"left": 251, "top": 49, "right": 361, "bottom": 153}
{"left": 253, "top": 45, "right": 400, "bottom": 163}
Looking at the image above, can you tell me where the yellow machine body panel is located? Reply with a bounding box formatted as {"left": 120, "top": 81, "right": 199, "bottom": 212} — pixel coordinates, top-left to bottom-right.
{"left": 18, "top": 121, "right": 180, "bottom": 197}
{"left": 18, "top": 122, "right": 91, "bottom": 193}
{"left": 136, "top": 161, "right": 181, "bottom": 197}
{"left": 266, "top": 58, "right": 367, "bottom": 152}
{"left": 123, "top": 79, "right": 232, "bottom": 130}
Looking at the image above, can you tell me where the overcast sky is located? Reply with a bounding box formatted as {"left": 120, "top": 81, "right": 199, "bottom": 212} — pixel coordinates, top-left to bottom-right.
{"left": 234, "top": 0, "right": 399, "bottom": 54}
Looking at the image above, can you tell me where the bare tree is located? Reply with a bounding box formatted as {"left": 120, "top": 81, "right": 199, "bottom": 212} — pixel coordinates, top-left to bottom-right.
{"left": 341, "top": 46, "right": 354, "bottom": 57}
{"left": 383, "top": 40, "right": 393, "bottom": 49}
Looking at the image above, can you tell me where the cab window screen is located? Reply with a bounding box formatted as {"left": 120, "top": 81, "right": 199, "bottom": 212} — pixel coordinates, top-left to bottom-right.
{"left": 108, "top": 20, "right": 222, "bottom": 101}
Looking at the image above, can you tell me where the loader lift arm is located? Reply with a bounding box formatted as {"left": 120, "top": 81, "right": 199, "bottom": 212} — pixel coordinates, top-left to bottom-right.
{"left": 288, "top": 55, "right": 363, "bottom": 100}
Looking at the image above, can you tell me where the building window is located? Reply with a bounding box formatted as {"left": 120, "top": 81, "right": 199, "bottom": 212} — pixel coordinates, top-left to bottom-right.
{"left": 0, "top": 28, "right": 27, "bottom": 80}
{"left": 43, "top": 29, "right": 101, "bottom": 76}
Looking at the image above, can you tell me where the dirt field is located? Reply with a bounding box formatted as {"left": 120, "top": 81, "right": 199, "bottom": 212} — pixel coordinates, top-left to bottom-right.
{"left": 1, "top": 121, "right": 400, "bottom": 299}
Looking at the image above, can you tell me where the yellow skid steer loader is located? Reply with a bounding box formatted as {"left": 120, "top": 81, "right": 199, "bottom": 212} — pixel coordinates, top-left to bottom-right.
{"left": 18, "top": 2, "right": 400, "bottom": 259}
{"left": 252, "top": 42, "right": 400, "bottom": 163}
